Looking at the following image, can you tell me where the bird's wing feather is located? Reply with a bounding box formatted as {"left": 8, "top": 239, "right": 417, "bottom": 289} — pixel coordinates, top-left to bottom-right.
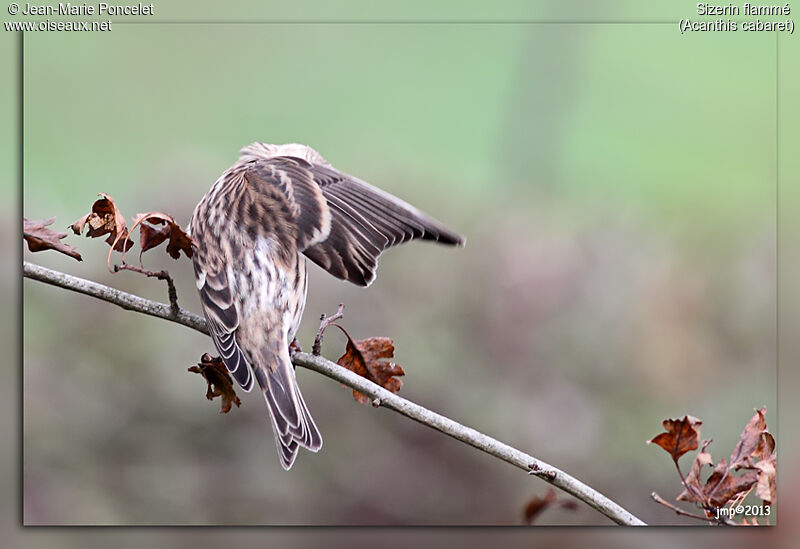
{"left": 243, "top": 158, "right": 331, "bottom": 251}
{"left": 300, "top": 162, "right": 466, "bottom": 286}
{"left": 192, "top": 258, "right": 254, "bottom": 391}
{"left": 237, "top": 146, "right": 464, "bottom": 287}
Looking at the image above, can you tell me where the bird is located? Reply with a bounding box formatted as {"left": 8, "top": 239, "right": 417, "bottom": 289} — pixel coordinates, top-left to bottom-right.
{"left": 189, "top": 142, "right": 465, "bottom": 470}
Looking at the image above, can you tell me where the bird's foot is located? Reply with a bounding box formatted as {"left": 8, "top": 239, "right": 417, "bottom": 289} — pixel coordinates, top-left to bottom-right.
{"left": 289, "top": 338, "right": 302, "bottom": 357}
{"left": 312, "top": 303, "right": 345, "bottom": 356}
{"left": 289, "top": 338, "right": 302, "bottom": 370}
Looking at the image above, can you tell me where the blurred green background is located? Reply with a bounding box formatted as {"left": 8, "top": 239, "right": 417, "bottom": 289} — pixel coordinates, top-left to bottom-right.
{"left": 12, "top": 0, "right": 790, "bottom": 530}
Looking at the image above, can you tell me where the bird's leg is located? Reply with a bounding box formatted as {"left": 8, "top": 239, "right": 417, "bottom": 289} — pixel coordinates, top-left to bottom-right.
{"left": 312, "top": 303, "right": 345, "bottom": 356}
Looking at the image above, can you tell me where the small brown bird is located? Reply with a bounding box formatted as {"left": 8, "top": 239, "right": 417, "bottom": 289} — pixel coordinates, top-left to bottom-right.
{"left": 189, "top": 143, "right": 464, "bottom": 469}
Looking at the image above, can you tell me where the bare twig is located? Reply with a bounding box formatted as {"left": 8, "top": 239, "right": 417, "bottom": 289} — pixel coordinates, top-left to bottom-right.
{"left": 114, "top": 263, "right": 180, "bottom": 317}
{"left": 651, "top": 493, "right": 714, "bottom": 523}
{"left": 312, "top": 303, "right": 344, "bottom": 356}
{"left": 650, "top": 493, "right": 735, "bottom": 526}
{"left": 22, "top": 260, "right": 647, "bottom": 526}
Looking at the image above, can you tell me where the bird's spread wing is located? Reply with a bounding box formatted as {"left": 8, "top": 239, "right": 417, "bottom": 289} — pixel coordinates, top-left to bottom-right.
{"left": 299, "top": 161, "right": 465, "bottom": 286}
{"left": 192, "top": 257, "right": 254, "bottom": 391}
{"left": 239, "top": 151, "right": 464, "bottom": 287}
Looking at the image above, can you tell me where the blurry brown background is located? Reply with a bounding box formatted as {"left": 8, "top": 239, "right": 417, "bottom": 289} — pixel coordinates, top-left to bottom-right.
{"left": 5, "top": 0, "right": 794, "bottom": 535}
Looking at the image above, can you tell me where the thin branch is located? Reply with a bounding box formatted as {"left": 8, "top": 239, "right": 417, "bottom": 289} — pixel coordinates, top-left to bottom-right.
{"left": 674, "top": 457, "right": 708, "bottom": 507}
{"left": 669, "top": 447, "right": 740, "bottom": 526}
{"left": 113, "top": 263, "right": 180, "bottom": 317}
{"left": 312, "top": 303, "right": 344, "bottom": 356}
{"left": 24, "top": 261, "right": 206, "bottom": 333}
{"left": 650, "top": 493, "right": 714, "bottom": 523}
{"left": 295, "top": 351, "right": 644, "bottom": 526}
{"left": 22, "top": 260, "right": 646, "bottom": 526}
{"left": 650, "top": 493, "right": 736, "bottom": 526}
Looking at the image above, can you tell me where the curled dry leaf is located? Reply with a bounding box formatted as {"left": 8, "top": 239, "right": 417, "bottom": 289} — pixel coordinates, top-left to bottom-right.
{"left": 754, "top": 454, "right": 776, "bottom": 505}
{"left": 729, "top": 406, "right": 768, "bottom": 470}
{"left": 522, "top": 489, "right": 578, "bottom": 525}
{"left": 71, "top": 193, "right": 134, "bottom": 252}
{"left": 334, "top": 326, "right": 405, "bottom": 404}
{"left": 754, "top": 431, "right": 776, "bottom": 463}
{"left": 188, "top": 353, "right": 241, "bottom": 414}
{"left": 23, "top": 217, "right": 82, "bottom": 261}
{"left": 648, "top": 415, "right": 702, "bottom": 462}
{"left": 130, "top": 211, "right": 194, "bottom": 260}
{"left": 677, "top": 440, "right": 713, "bottom": 502}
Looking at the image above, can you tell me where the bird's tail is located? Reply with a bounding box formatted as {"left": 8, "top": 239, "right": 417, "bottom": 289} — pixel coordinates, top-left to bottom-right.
{"left": 254, "top": 345, "right": 322, "bottom": 470}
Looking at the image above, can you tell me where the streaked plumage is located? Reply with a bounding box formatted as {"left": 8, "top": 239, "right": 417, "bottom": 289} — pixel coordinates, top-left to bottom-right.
{"left": 189, "top": 142, "right": 464, "bottom": 469}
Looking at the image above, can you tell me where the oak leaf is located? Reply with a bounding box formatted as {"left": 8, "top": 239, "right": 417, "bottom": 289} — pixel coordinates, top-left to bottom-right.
{"left": 334, "top": 326, "right": 405, "bottom": 404}
{"left": 648, "top": 416, "right": 702, "bottom": 462}
{"left": 188, "top": 353, "right": 241, "bottom": 413}
{"left": 23, "top": 217, "right": 82, "bottom": 261}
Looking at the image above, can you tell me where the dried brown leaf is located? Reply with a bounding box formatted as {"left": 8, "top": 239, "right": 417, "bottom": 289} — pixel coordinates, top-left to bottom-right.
{"left": 139, "top": 221, "right": 170, "bottom": 253}
{"left": 358, "top": 337, "right": 405, "bottom": 392}
{"left": 523, "top": 489, "right": 578, "bottom": 524}
{"left": 336, "top": 338, "right": 370, "bottom": 404}
{"left": 131, "top": 211, "right": 194, "bottom": 260}
{"left": 700, "top": 409, "right": 776, "bottom": 507}
{"left": 188, "top": 353, "right": 241, "bottom": 413}
{"left": 708, "top": 471, "right": 758, "bottom": 508}
{"left": 703, "top": 457, "right": 728, "bottom": 498}
{"left": 523, "top": 489, "right": 556, "bottom": 524}
{"left": 560, "top": 500, "right": 579, "bottom": 511}
{"left": 23, "top": 217, "right": 82, "bottom": 261}
{"left": 648, "top": 416, "right": 702, "bottom": 462}
{"left": 651, "top": 408, "right": 777, "bottom": 523}
{"left": 71, "top": 193, "right": 134, "bottom": 252}
{"left": 755, "top": 454, "right": 776, "bottom": 505}
{"left": 70, "top": 213, "right": 90, "bottom": 234}
{"left": 702, "top": 457, "right": 758, "bottom": 508}
{"left": 335, "top": 328, "right": 405, "bottom": 404}
{"left": 753, "top": 431, "right": 776, "bottom": 463}
{"left": 730, "top": 407, "right": 768, "bottom": 470}
{"left": 677, "top": 440, "right": 713, "bottom": 503}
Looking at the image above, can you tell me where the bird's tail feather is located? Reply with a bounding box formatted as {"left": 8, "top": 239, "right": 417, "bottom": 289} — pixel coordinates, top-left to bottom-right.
{"left": 254, "top": 347, "right": 322, "bottom": 470}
